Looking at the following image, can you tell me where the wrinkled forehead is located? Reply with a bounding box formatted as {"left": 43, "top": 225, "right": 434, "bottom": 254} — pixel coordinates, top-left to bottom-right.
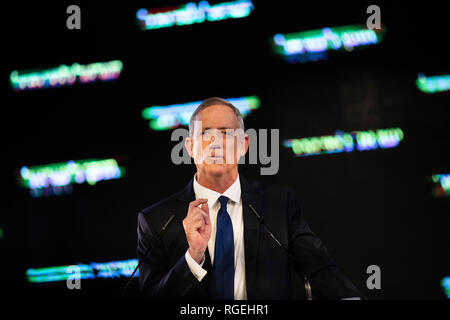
{"left": 193, "top": 105, "right": 240, "bottom": 129}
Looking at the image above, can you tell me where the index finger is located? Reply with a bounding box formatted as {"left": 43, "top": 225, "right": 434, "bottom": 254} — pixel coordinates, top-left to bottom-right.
{"left": 189, "top": 198, "right": 208, "bottom": 208}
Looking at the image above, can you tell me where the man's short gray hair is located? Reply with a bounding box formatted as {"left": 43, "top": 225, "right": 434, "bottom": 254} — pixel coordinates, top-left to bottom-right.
{"left": 188, "top": 97, "right": 245, "bottom": 136}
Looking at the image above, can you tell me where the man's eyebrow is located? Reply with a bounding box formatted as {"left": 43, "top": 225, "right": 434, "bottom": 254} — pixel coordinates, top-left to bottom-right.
{"left": 202, "top": 127, "right": 235, "bottom": 130}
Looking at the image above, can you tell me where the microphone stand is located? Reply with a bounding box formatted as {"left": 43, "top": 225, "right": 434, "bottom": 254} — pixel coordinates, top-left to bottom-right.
{"left": 248, "top": 204, "right": 313, "bottom": 300}
{"left": 123, "top": 214, "right": 176, "bottom": 294}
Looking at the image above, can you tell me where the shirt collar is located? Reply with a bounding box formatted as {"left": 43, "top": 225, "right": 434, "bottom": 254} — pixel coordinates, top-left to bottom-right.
{"left": 193, "top": 174, "right": 241, "bottom": 207}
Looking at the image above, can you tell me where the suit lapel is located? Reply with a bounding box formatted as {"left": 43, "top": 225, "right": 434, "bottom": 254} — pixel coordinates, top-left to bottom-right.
{"left": 203, "top": 249, "right": 217, "bottom": 298}
{"left": 240, "top": 176, "right": 262, "bottom": 300}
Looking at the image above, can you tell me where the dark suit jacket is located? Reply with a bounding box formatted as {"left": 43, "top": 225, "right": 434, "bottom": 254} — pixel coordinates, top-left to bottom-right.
{"left": 137, "top": 176, "right": 364, "bottom": 299}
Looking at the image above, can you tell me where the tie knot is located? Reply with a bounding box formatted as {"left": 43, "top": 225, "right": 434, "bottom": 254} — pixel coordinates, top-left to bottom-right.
{"left": 218, "top": 196, "right": 229, "bottom": 209}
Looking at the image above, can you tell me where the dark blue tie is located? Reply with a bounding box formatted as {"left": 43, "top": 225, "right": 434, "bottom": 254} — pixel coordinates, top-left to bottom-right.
{"left": 214, "top": 195, "right": 234, "bottom": 300}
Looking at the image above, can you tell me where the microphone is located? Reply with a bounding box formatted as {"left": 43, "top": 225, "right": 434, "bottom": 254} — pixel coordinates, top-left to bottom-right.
{"left": 123, "top": 213, "right": 176, "bottom": 293}
{"left": 248, "top": 204, "right": 313, "bottom": 300}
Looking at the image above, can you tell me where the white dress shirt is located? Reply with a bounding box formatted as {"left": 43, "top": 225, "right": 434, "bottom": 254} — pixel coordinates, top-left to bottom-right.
{"left": 184, "top": 174, "right": 247, "bottom": 300}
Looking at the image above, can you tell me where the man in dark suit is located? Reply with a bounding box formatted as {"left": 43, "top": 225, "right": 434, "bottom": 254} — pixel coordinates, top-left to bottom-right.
{"left": 137, "top": 97, "right": 364, "bottom": 300}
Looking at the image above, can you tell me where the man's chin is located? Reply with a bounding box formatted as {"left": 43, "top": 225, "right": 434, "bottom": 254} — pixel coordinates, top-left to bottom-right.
{"left": 203, "top": 162, "right": 234, "bottom": 175}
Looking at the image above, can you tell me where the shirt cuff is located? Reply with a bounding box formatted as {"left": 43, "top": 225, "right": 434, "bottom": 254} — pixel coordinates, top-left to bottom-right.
{"left": 185, "top": 249, "right": 207, "bottom": 282}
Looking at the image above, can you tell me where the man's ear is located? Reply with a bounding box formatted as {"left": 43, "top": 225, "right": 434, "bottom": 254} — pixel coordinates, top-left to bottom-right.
{"left": 185, "top": 136, "right": 194, "bottom": 159}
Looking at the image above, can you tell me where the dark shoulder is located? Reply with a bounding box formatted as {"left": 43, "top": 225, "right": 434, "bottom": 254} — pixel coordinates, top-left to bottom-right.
{"left": 242, "top": 176, "right": 296, "bottom": 199}
{"left": 138, "top": 191, "right": 182, "bottom": 225}
{"left": 242, "top": 177, "right": 301, "bottom": 220}
{"left": 141, "top": 192, "right": 176, "bottom": 210}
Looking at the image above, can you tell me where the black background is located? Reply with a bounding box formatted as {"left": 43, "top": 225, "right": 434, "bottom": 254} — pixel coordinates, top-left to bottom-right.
{"left": 1, "top": 0, "right": 449, "bottom": 299}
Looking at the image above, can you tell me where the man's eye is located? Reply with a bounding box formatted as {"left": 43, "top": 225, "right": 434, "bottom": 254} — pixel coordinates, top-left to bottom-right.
{"left": 201, "top": 131, "right": 213, "bottom": 138}
{"left": 200, "top": 130, "right": 235, "bottom": 138}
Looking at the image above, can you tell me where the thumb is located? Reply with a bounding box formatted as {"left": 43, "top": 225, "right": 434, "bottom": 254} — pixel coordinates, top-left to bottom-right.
{"left": 200, "top": 202, "right": 209, "bottom": 215}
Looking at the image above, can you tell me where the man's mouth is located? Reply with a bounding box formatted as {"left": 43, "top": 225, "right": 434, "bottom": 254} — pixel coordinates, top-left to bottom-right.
{"left": 207, "top": 156, "right": 224, "bottom": 160}
{"left": 205, "top": 154, "right": 225, "bottom": 164}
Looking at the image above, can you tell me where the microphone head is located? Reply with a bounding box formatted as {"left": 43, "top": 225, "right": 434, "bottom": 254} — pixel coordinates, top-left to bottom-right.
{"left": 161, "top": 214, "right": 176, "bottom": 232}
{"left": 248, "top": 204, "right": 262, "bottom": 221}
